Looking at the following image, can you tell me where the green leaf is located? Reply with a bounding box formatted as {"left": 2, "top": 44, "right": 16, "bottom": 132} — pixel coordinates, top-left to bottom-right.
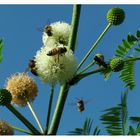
{"left": 130, "top": 117, "right": 140, "bottom": 123}
{"left": 128, "top": 126, "right": 136, "bottom": 135}
{"left": 136, "top": 30, "right": 140, "bottom": 38}
{"left": 119, "top": 59, "right": 135, "bottom": 90}
{"left": 115, "top": 38, "right": 133, "bottom": 58}
{"left": 93, "top": 126, "right": 100, "bottom": 135}
{"left": 135, "top": 48, "right": 140, "bottom": 52}
{"left": 101, "top": 67, "right": 112, "bottom": 81}
{"left": 100, "top": 92, "right": 128, "bottom": 135}
{"left": 0, "top": 39, "right": 4, "bottom": 63}
{"left": 68, "top": 118, "right": 100, "bottom": 135}
{"left": 127, "top": 34, "right": 138, "bottom": 44}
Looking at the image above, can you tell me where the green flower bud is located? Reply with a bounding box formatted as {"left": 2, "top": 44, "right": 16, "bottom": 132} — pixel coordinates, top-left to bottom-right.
{"left": 107, "top": 8, "right": 125, "bottom": 25}
{"left": 94, "top": 54, "right": 104, "bottom": 62}
{"left": 109, "top": 57, "right": 124, "bottom": 72}
{"left": 0, "top": 89, "right": 12, "bottom": 106}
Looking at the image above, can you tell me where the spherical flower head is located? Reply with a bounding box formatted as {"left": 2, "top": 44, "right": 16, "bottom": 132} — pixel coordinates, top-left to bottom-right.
{"left": 42, "top": 21, "right": 71, "bottom": 47}
{"left": 109, "top": 57, "right": 124, "bottom": 72}
{"left": 0, "top": 89, "right": 12, "bottom": 106}
{"left": 35, "top": 43, "right": 78, "bottom": 85}
{"left": 107, "top": 7, "right": 125, "bottom": 25}
{"left": 5, "top": 73, "right": 38, "bottom": 106}
{"left": 0, "top": 120, "right": 14, "bottom": 135}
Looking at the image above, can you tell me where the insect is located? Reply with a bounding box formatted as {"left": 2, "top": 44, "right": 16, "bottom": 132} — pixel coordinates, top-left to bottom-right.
{"left": 94, "top": 55, "right": 108, "bottom": 68}
{"left": 69, "top": 98, "right": 91, "bottom": 113}
{"left": 46, "top": 47, "right": 67, "bottom": 62}
{"left": 28, "top": 59, "right": 38, "bottom": 76}
{"left": 77, "top": 99, "right": 85, "bottom": 112}
{"left": 44, "top": 25, "right": 53, "bottom": 36}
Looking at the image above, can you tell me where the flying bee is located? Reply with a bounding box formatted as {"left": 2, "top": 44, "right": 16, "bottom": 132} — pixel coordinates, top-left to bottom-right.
{"left": 28, "top": 59, "right": 38, "bottom": 76}
{"left": 46, "top": 47, "right": 67, "bottom": 62}
{"left": 77, "top": 99, "right": 85, "bottom": 112}
{"left": 69, "top": 98, "right": 91, "bottom": 113}
{"left": 94, "top": 55, "right": 108, "bottom": 68}
{"left": 44, "top": 25, "right": 53, "bottom": 36}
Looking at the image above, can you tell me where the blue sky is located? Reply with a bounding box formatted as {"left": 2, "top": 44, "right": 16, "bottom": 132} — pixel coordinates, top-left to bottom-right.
{"left": 0, "top": 5, "right": 140, "bottom": 135}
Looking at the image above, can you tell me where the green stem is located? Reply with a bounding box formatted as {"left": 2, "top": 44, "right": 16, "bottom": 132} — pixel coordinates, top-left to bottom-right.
{"left": 124, "top": 56, "right": 140, "bottom": 62}
{"left": 78, "top": 61, "right": 96, "bottom": 75}
{"left": 48, "top": 84, "right": 70, "bottom": 135}
{"left": 6, "top": 104, "right": 41, "bottom": 135}
{"left": 45, "top": 85, "right": 54, "bottom": 134}
{"left": 68, "top": 5, "right": 81, "bottom": 51}
{"left": 77, "top": 67, "right": 105, "bottom": 80}
{"left": 27, "top": 101, "right": 44, "bottom": 134}
{"left": 48, "top": 4, "right": 81, "bottom": 135}
{"left": 77, "top": 23, "right": 112, "bottom": 71}
{"left": 10, "top": 125, "right": 33, "bottom": 135}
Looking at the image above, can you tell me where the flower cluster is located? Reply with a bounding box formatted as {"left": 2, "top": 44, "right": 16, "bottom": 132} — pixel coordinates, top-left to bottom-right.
{"left": 34, "top": 21, "right": 77, "bottom": 85}
{"left": 5, "top": 73, "right": 38, "bottom": 106}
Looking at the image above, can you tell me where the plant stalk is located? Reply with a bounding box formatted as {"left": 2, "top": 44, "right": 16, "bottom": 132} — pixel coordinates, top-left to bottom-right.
{"left": 124, "top": 56, "right": 140, "bottom": 62}
{"left": 68, "top": 5, "right": 81, "bottom": 51}
{"left": 6, "top": 104, "right": 41, "bottom": 135}
{"left": 10, "top": 125, "right": 33, "bottom": 135}
{"left": 48, "top": 4, "right": 81, "bottom": 135}
{"left": 78, "top": 61, "right": 96, "bottom": 74}
{"left": 27, "top": 101, "right": 44, "bottom": 134}
{"left": 45, "top": 85, "right": 54, "bottom": 134}
{"left": 77, "top": 23, "right": 112, "bottom": 71}
{"left": 48, "top": 84, "right": 70, "bottom": 135}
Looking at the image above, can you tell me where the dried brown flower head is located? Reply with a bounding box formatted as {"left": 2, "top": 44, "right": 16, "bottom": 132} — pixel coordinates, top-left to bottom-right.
{"left": 0, "top": 120, "right": 14, "bottom": 135}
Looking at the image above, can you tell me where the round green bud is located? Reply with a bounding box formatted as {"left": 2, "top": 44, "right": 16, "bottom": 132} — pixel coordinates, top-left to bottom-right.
{"left": 109, "top": 57, "right": 124, "bottom": 72}
{"left": 107, "top": 8, "right": 125, "bottom": 25}
{"left": 0, "top": 89, "right": 12, "bottom": 106}
{"left": 94, "top": 54, "right": 104, "bottom": 62}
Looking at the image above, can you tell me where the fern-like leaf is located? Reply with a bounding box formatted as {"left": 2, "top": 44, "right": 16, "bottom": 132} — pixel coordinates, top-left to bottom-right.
{"left": 115, "top": 31, "right": 140, "bottom": 57}
{"left": 119, "top": 58, "right": 135, "bottom": 90}
{"left": 130, "top": 117, "right": 140, "bottom": 123}
{"left": 68, "top": 118, "right": 100, "bottom": 135}
{"left": 0, "top": 39, "right": 4, "bottom": 63}
{"left": 100, "top": 92, "right": 128, "bottom": 135}
{"left": 115, "top": 39, "right": 133, "bottom": 58}
{"left": 128, "top": 123, "right": 140, "bottom": 135}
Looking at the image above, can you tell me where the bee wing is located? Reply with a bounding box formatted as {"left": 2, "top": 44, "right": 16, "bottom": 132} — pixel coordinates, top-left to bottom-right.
{"left": 68, "top": 102, "right": 77, "bottom": 106}
{"left": 84, "top": 99, "right": 93, "bottom": 105}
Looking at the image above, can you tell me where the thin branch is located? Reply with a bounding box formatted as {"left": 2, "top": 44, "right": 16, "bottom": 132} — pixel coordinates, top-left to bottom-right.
{"left": 27, "top": 101, "right": 44, "bottom": 134}
{"left": 6, "top": 104, "right": 41, "bottom": 135}
{"left": 77, "top": 23, "right": 112, "bottom": 71}
{"left": 45, "top": 85, "right": 54, "bottom": 134}
{"left": 10, "top": 125, "right": 33, "bottom": 135}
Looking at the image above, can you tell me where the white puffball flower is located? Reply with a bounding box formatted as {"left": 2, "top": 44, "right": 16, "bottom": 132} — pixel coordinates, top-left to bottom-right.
{"left": 42, "top": 21, "right": 71, "bottom": 47}
{"left": 34, "top": 43, "right": 77, "bottom": 85}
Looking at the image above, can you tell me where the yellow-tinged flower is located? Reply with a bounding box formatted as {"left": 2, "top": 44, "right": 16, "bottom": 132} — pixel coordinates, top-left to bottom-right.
{"left": 5, "top": 73, "right": 38, "bottom": 106}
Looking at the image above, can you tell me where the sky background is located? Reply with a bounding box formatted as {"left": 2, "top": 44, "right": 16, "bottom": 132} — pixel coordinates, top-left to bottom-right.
{"left": 0, "top": 5, "right": 140, "bottom": 135}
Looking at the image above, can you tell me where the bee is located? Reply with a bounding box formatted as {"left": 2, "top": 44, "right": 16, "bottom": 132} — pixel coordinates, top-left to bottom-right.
{"left": 94, "top": 55, "right": 108, "bottom": 68}
{"left": 69, "top": 98, "right": 91, "bottom": 113}
{"left": 77, "top": 99, "right": 85, "bottom": 112}
{"left": 44, "top": 25, "right": 53, "bottom": 36}
{"left": 28, "top": 59, "right": 38, "bottom": 76}
{"left": 46, "top": 47, "right": 67, "bottom": 62}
